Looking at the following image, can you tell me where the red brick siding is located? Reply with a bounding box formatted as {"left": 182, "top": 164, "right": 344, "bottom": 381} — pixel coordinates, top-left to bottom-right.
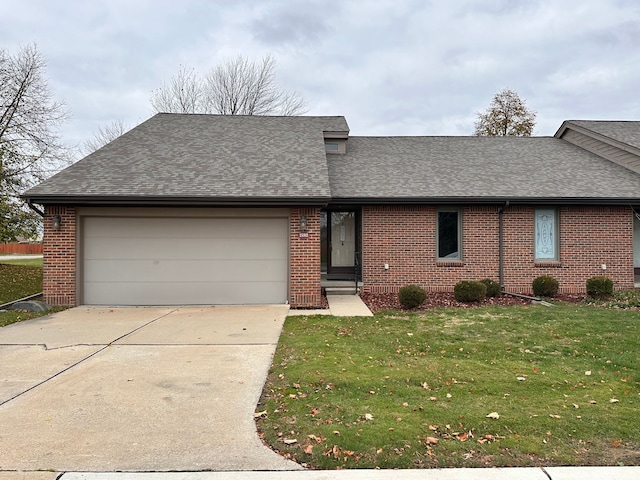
{"left": 503, "top": 206, "right": 633, "bottom": 293}
{"left": 362, "top": 205, "right": 634, "bottom": 295}
{"left": 43, "top": 206, "right": 77, "bottom": 306}
{"left": 289, "top": 207, "right": 322, "bottom": 307}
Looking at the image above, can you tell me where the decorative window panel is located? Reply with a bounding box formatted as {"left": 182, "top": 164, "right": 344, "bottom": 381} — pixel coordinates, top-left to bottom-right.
{"left": 535, "top": 209, "right": 558, "bottom": 260}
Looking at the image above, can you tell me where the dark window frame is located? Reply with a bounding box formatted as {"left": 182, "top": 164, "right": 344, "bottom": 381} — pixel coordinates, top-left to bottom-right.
{"left": 436, "top": 207, "right": 462, "bottom": 261}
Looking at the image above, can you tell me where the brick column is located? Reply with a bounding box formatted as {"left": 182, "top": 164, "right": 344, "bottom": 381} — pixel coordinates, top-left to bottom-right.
{"left": 43, "top": 206, "right": 77, "bottom": 306}
{"left": 289, "top": 207, "right": 322, "bottom": 308}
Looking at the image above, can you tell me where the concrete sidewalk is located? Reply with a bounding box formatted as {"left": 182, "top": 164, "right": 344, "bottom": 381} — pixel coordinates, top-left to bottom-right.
{"left": 288, "top": 294, "right": 374, "bottom": 317}
{"left": 53, "top": 466, "right": 640, "bottom": 479}
{"left": 0, "top": 254, "right": 42, "bottom": 260}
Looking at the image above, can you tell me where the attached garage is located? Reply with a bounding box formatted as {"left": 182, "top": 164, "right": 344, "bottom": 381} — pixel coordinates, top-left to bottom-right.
{"left": 82, "top": 216, "right": 289, "bottom": 305}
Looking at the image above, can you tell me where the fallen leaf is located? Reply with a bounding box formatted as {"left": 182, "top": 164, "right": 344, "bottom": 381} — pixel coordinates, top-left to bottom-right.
{"left": 430, "top": 396, "right": 437, "bottom": 401}
{"left": 446, "top": 393, "right": 452, "bottom": 398}
{"left": 428, "top": 425, "right": 438, "bottom": 431}
{"left": 610, "top": 398, "right": 620, "bottom": 403}
{"left": 486, "top": 412, "right": 500, "bottom": 419}
{"left": 304, "top": 444, "right": 314, "bottom": 454}
{"left": 364, "top": 413, "right": 374, "bottom": 421}
{"left": 516, "top": 376, "right": 526, "bottom": 381}
{"left": 254, "top": 410, "right": 267, "bottom": 418}
{"left": 585, "top": 371, "right": 592, "bottom": 376}
{"left": 549, "top": 414, "right": 562, "bottom": 419}
{"left": 572, "top": 404, "right": 580, "bottom": 409}
{"left": 421, "top": 382, "right": 430, "bottom": 390}
{"left": 426, "top": 437, "right": 439, "bottom": 445}
{"left": 283, "top": 438, "right": 297, "bottom": 445}
{"left": 612, "top": 440, "right": 622, "bottom": 447}
{"left": 402, "top": 402, "right": 409, "bottom": 407}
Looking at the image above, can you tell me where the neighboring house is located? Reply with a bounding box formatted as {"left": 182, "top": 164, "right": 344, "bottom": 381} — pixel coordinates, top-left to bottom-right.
{"left": 23, "top": 114, "right": 640, "bottom": 307}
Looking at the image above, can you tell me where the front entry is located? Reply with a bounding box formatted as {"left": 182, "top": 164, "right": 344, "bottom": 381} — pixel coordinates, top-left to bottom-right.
{"left": 321, "top": 210, "right": 360, "bottom": 280}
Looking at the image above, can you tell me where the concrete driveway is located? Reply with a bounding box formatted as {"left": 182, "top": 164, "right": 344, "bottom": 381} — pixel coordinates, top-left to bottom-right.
{"left": 0, "top": 306, "right": 301, "bottom": 472}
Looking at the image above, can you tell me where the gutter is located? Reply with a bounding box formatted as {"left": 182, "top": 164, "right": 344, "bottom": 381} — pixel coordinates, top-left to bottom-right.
{"left": 328, "top": 196, "right": 640, "bottom": 206}
{"left": 21, "top": 195, "right": 332, "bottom": 208}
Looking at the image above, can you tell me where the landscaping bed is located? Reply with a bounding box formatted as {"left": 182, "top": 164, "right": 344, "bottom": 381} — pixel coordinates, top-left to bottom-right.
{"left": 360, "top": 291, "right": 585, "bottom": 313}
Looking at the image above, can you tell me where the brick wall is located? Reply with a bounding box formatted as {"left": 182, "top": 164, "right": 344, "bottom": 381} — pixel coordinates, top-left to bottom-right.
{"left": 503, "top": 205, "right": 634, "bottom": 293}
{"left": 43, "top": 206, "right": 77, "bottom": 306}
{"left": 362, "top": 205, "right": 634, "bottom": 295}
{"left": 289, "top": 207, "right": 322, "bottom": 307}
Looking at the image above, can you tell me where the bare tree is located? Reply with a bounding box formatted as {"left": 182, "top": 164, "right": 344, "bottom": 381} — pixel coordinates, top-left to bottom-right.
{"left": 474, "top": 88, "right": 536, "bottom": 136}
{"left": 82, "top": 119, "right": 130, "bottom": 155}
{"left": 150, "top": 65, "right": 202, "bottom": 114}
{"left": 0, "top": 44, "right": 70, "bottom": 240}
{"left": 150, "top": 55, "right": 307, "bottom": 116}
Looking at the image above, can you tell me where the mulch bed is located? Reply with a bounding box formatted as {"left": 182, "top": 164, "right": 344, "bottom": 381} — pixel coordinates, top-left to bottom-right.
{"left": 360, "top": 291, "right": 586, "bottom": 313}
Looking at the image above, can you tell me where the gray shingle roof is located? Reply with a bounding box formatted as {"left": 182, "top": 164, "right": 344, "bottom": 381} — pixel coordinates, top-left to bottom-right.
{"left": 568, "top": 120, "right": 640, "bottom": 150}
{"left": 25, "top": 114, "right": 349, "bottom": 204}
{"left": 24, "top": 115, "right": 640, "bottom": 205}
{"left": 328, "top": 136, "right": 640, "bottom": 201}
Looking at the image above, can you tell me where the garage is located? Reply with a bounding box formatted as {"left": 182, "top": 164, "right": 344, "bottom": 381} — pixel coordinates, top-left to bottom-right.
{"left": 82, "top": 216, "right": 289, "bottom": 305}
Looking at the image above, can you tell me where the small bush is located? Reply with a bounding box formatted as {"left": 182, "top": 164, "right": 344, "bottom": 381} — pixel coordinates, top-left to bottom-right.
{"left": 398, "top": 284, "right": 427, "bottom": 309}
{"left": 454, "top": 280, "right": 487, "bottom": 303}
{"left": 532, "top": 275, "right": 559, "bottom": 297}
{"left": 480, "top": 278, "right": 501, "bottom": 297}
{"left": 586, "top": 276, "right": 614, "bottom": 299}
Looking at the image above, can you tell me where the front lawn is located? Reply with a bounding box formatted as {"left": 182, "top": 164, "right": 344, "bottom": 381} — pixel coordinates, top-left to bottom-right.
{"left": 257, "top": 303, "right": 640, "bottom": 469}
{"left": 0, "top": 263, "right": 43, "bottom": 304}
{"left": 0, "top": 261, "right": 44, "bottom": 327}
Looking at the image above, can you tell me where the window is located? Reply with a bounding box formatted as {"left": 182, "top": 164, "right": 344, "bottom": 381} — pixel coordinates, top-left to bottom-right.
{"left": 325, "top": 143, "right": 339, "bottom": 152}
{"left": 535, "top": 209, "right": 558, "bottom": 260}
{"left": 437, "top": 208, "right": 461, "bottom": 260}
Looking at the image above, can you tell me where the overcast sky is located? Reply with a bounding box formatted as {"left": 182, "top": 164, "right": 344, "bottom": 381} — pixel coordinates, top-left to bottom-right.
{"left": 3, "top": 0, "right": 640, "bottom": 157}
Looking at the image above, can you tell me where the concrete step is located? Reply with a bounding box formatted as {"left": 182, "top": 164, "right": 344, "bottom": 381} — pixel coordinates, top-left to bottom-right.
{"left": 324, "top": 286, "right": 357, "bottom": 295}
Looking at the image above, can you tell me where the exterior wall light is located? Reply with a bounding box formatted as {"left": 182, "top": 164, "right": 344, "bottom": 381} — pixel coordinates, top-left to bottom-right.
{"left": 300, "top": 215, "right": 308, "bottom": 231}
{"left": 52, "top": 214, "right": 62, "bottom": 231}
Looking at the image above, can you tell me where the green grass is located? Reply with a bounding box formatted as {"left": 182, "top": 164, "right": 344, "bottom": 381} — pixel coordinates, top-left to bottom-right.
{"left": 257, "top": 303, "right": 640, "bottom": 469}
{"left": 0, "top": 263, "right": 43, "bottom": 304}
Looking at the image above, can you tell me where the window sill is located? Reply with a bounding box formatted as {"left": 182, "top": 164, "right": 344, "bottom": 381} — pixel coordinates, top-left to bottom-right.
{"left": 436, "top": 260, "right": 464, "bottom": 267}
{"left": 534, "top": 261, "right": 562, "bottom": 268}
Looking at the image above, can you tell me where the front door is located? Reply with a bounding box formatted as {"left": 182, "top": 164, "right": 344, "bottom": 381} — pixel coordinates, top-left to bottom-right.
{"left": 321, "top": 210, "right": 359, "bottom": 279}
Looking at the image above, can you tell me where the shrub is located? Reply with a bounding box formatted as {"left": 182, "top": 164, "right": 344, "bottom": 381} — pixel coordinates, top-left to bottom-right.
{"left": 480, "top": 278, "right": 501, "bottom": 297}
{"left": 454, "top": 280, "right": 487, "bottom": 303}
{"left": 586, "top": 276, "right": 614, "bottom": 299}
{"left": 532, "top": 275, "right": 559, "bottom": 297}
{"left": 398, "top": 284, "right": 427, "bottom": 309}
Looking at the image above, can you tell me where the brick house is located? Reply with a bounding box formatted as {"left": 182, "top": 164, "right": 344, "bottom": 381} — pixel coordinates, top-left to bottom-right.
{"left": 23, "top": 115, "right": 640, "bottom": 307}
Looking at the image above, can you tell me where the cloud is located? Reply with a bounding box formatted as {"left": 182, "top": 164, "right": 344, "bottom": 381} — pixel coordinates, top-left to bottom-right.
{"left": 2, "top": 0, "right": 639, "bottom": 148}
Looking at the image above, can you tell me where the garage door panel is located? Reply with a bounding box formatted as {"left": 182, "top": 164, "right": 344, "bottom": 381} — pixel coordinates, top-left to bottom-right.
{"left": 85, "top": 259, "right": 288, "bottom": 283}
{"left": 84, "top": 237, "right": 287, "bottom": 261}
{"left": 83, "top": 217, "right": 289, "bottom": 305}
{"left": 85, "top": 217, "right": 286, "bottom": 239}
{"left": 84, "top": 280, "right": 288, "bottom": 305}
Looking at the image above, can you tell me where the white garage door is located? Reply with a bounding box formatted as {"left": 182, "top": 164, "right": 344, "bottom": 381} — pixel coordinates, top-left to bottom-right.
{"left": 83, "top": 216, "right": 288, "bottom": 305}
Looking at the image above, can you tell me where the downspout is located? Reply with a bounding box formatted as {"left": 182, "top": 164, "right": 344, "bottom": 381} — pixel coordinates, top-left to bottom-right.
{"left": 498, "top": 201, "right": 545, "bottom": 303}
{"left": 498, "top": 201, "right": 509, "bottom": 292}
{"left": 27, "top": 199, "right": 45, "bottom": 218}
